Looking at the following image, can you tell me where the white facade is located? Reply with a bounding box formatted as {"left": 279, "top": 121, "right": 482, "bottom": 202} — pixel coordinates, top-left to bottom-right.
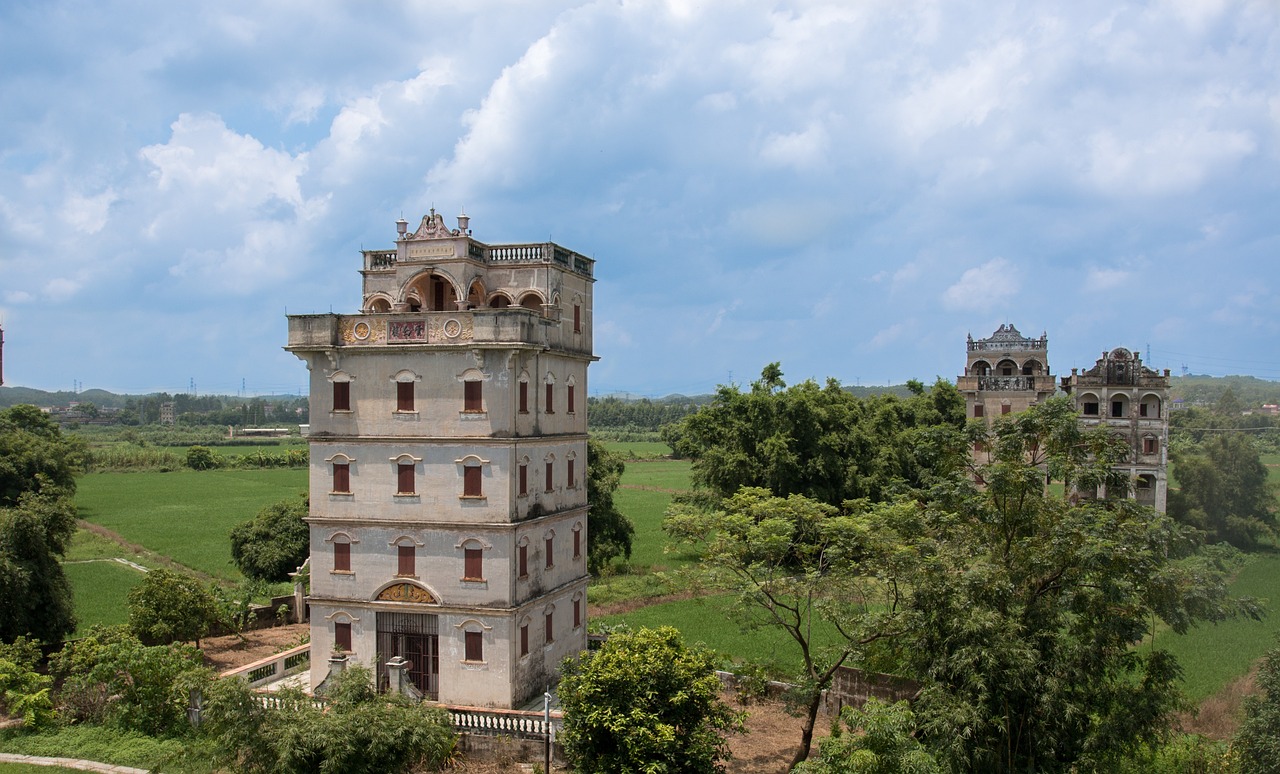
{"left": 287, "top": 209, "right": 595, "bottom": 708}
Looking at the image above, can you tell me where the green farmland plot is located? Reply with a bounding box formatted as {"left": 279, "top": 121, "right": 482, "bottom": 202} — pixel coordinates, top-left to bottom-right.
{"left": 63, "top": 560, "right": 145, "bottom": 635}
{"left": 75, "top": 468, "right": 307, "bottom": 580}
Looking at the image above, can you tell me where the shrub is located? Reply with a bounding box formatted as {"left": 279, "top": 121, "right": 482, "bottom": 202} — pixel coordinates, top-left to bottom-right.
{"left": 127, "top": 568, "right": 219, "bottom": 646}
{"left": 1237, "top": 645, "right": 1280, "bottom": 772}
{"left": 185, "top": 445, "right": 221, "bottom": 470}
{"left": 229, "top": 495, "right": 310, "bottom": 582}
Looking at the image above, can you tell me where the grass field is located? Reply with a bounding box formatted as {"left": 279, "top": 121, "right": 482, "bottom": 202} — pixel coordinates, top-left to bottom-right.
{"left": 599, "top": 440, "right": 673, "bottom": 459}
{"left": 1154, "top": 551, "right": 1280, "bottom": 701}
{"left": 596, "top": 595, "right": 845, "bottom": 676}
{"left": 75, "top": 468, "right": 307, "bottom": 581}
{"left": 63, "top": 560, "right": 146, "bottom": 635}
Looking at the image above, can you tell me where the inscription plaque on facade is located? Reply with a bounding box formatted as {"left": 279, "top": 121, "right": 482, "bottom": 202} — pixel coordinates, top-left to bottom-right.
{"left": 389, "top": 320, "right": 427, "bottom": 342}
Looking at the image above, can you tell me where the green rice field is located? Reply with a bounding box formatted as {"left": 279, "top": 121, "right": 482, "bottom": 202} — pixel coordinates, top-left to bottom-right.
{"left": 75, "top": 467, "right": 307, "bottom": 580}
{"left": 63, "top": 560, "right": 146, "bottom": 635}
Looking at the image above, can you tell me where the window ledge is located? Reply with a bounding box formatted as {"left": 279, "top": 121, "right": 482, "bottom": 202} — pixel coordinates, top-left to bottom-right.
{"left": 330, "top": 570, "right": 354, "bottom": 576}
{"left": 329, "top": 492, "right": 354, "bottom": 499}
{"left": 459, "top": 495, "right": 487, "bottom": 501}
{"left": 395, "top": 573, "right": 419, "bottom": 580}
{"left": 331, "top": 409, "right": 353, "bottom": 415}
{"left": 392, "top": 411, "right": 419, "bottom": 417}
{"left": 459, "top": 412, "right": 488, "bottom": 421}
{"left": 393, "top": 493, "right": 420, "bottom": 500}
{"left": 460, "top": 578, "right": 488, "bottom": 588}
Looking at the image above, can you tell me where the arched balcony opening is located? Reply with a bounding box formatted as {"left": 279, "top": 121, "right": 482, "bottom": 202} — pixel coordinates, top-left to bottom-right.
{"left": 1139, "top": 394, "right": 1162, "bottom": 419}
{"left": 466, "top": 280, "right": 486, "bottom": 310}
{"left": 403, "top": 273, "right": 458, "bottom": 312}
{"left": 365, "top": 295, "right": 392, "bottom": 313}
{"left": 518, "top": 292, "right": 543, "bottom": 313}
{"left": 971, "top": 360, "right": 991, "bottom": 376}
{"left": 996, "top": 359, "right": 1018, "bottom": 377}
{"left": 488, "top": 293, "right": 512, "bottom": 309}
{"left": 1021, "top": 358, "right": 1043, "bottom": 376}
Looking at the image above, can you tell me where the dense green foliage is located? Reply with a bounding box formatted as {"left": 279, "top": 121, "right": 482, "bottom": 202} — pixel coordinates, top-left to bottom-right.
{"left": 663, "top": 365, "right": 965, "bottom": 506}
{"left": 1236, "top": 644, "right": 1280, "bottom": 772}
{"left": 794, "top": 699, "right": 942, "bottom": 774}
{"left": 127, "top": 569, "right": 220, "bottom": 646}
{"left": 0, "top": 637, "right": 56, "bottom": 730}
{"left": 51, "top": 626, "right": 209, "bottom": 736}
{"left": 0, "top": 405, "right": 86, "bottom": 505}
{"left": 199, "top": 664, "right": 456, "bottom": 773}
{"left": 586, "top": 438, "right": 634, "bottom": 573}
{"left": 229, "top": 495, "right": 310, "bottom": 582}
{"left": 588, "top": 395, "right": 708, "bottom": 432}
{"left": 559, "top": 626, "right": 743, "bottom": 773}
{"left": 1169, "top": 432, "right": 1278, "bottom": 548}
{"left": 0, "top": 405, "right": 83, "bottom": 644}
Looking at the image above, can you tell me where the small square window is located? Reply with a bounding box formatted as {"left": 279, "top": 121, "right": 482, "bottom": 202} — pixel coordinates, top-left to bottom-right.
{"left": 1083, "top": 402, "right": 1099, "bottom": 416}
{"left": 974, "top": 404, "right": 984, "bottom": 418}
{"left": 1001, "top": 404, "right": 1011, "bottom": 415}
{"left": 1112, "top": 401, "right": 1125, "bottom": 418}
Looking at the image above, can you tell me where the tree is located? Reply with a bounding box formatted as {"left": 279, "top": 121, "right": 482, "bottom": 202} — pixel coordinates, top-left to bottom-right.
{"left": 1169, "top": 432, "right": 1278, "bottom": 549}
{"left": 200, "top": 663, "right": 456, "bottom": 773}
{"left": 794, "top": 699, "right": 943, "bottom": 774}
{"left": 586, "top": 438, "right": 634, "bottom": 573}
{"left": 0, "top": 491, "right": 78, "bottom": 643}
{"left": 665, "top": 365, "right": 965, "bottom": 508}
{"left": 230, "top": 495, "right": 310, "bottom": 582}
{"left": 1236, "top": 644, "right": 1280, "bottom": 772}
{"left": 127, "top": 568, "right": 220, "bottom": 647}
{"left": 185, "top": 445, "right": 222, "bottom": 470}
{"left": 559, "top": 626, "right": 743, "bottom": 773}
{"left": 890, "top": 398, "right": 1256, "bottom": 772}
{"left": 664, "top": 488, "right": 912, "bottom": 767}
{"left": 0, "top": 404, "right": 85, "bottom": 506}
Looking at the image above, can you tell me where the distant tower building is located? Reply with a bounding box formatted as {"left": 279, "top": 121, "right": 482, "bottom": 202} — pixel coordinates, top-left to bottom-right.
{"left": 958, "top": 324, "right": 1055, "bottom": 420}
{"left": 1061, "top": 348, "right": 1171, "bottom": 512}
{"left": 159, "top": 402, "right": 176, "bottom": 426}
{"left": 286, "top": 209, "right": 595, "bottom": 708}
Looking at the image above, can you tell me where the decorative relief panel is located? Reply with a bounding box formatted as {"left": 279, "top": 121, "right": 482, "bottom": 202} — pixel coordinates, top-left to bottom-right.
{"left": 340, "top": 318, "right": 386, "bottom": 344}
{"left": 389, "top": 320, "right": 427, "bottom": 342}
{"left": 376, "top": 583, "right": 437, "bottom": 604}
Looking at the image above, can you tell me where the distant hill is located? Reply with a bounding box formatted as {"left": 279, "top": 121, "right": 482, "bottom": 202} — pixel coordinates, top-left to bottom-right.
{"left": 1169, "top": 375, "right": 1280, "bottom": 407}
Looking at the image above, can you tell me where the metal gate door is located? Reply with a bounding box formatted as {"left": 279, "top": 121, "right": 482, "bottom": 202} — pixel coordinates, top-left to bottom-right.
{"left": 376, "top": 612, "right": 439, "bottom": 700}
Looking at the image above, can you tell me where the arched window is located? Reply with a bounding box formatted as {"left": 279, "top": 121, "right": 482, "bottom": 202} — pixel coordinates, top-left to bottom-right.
{"left": 392, "top": 370, "right": 419, "bottom": 413}
{"left": 390, "top": 535, "right": 421, "bottom": 577}
{"left": 391, "top": 454, "right": 420, "bottom": 496}
{"left": 460, "top": 538, "right": 486, "bottom": 581}
{"left": 544, "top": 529, "right": 556, "bottom": 570}
{"left": 329, "top": 371, "right": 354, "bottom": 412}
{"left": 326, "top": 453, "right": 354, "bottom": 494}
{"left": 326, "top": 531, "right": 357, "bottom": 573}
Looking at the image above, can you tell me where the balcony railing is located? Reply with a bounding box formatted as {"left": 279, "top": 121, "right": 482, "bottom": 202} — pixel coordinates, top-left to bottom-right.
{"left": 977, "top": 376, "right": 1043, "bottom": 391}
{"left": 968, "top": 338, "right": 1047, "bottom": 352}
{"left": 287, "top": 309, "right": 591, "bottom": 353}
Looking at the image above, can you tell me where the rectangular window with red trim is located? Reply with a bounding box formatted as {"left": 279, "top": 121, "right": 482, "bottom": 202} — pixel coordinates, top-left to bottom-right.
{"left": 463, "top": 466, "right": 482, "bottom": 497}
{"left": 397, "top": 463, "right": 414, "bottom": 494}
{"left": 464, "top": 547, "right": 482, "bottom": 580}
{"left": 398, "top": 545, "right": 415, "bottom": 576}
{"left": 465, "top": 631, "right": 483, "bottom": 662}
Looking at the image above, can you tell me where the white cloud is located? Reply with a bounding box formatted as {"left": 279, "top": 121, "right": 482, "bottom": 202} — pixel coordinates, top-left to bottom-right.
{"left": 1085, "top": 267, "right": 1133, "bottom": 291}
{"left": 896, "top": 38, "right": 1030, "bottom": 143}
{"left": 760, "top": 123, "right": 829, "bottom": 170}
{"left": 1084, "top": 126, "right": 1256, "bottom": 196}
{"left": 942, "top": 258, "right": 1020, "bottom": 311}
{"left": 65, "top": 189, "right": 117, "bottom": 234}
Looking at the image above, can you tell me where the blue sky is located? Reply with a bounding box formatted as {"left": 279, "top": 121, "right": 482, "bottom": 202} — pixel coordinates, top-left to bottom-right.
{"left": 1, "top": 1, "right": 1277, "bottom": 397}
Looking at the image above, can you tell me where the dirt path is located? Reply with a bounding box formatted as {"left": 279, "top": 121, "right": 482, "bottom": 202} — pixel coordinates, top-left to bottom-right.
{"left": 201, "top": 623, "right": 310, "bottom": 673}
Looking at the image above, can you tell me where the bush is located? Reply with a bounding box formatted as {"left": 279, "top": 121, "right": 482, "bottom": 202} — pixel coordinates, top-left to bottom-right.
{"left": 201, "top": 665, "right": 456, "bottom": 773}
{"left": 50, "top": 626, "right": 209, "bottom": 736}
{"left": 127, "top": 568, "right": 220, "bottom": 646}
{"left": 185, "top": 446, "right": 222, "bottom": 470}
{"left": 1237, "top": 645, "right": 1280, "bottom": 772}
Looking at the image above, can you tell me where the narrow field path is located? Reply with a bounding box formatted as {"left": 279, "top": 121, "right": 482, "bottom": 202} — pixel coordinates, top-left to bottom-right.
{"left": 73, "top": 520, "right": 213, "bottom": 582}
{"left": 0, "top": 753, "right": 149, "bottom": 773}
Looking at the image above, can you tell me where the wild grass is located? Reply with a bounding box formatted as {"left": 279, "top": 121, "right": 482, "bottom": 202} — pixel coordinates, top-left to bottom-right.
{"left": 63, "top": 560, "right": 146, "bottom": 635}
{"left": 75, "top": 468, "right": 307, "bottom": 581}
{"left": 0, "top": 726, "right": 213, "bottom": 774}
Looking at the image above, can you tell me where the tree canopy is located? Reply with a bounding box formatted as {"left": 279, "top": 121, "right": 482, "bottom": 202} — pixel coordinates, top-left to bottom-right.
{"left": 229, "top": 494, "right": 310, "bottom": 582}
{"left": 127, "top": 568, "right": 220, "bottom": 647}
{"left": 663, "top": 364, "right": 965, "bottom": 507}
{"left": 559, "top": 626, "right": 743, "bottom": 773}
{"left": 1169, "top": 431, "right": 1278, "bottom": 549}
